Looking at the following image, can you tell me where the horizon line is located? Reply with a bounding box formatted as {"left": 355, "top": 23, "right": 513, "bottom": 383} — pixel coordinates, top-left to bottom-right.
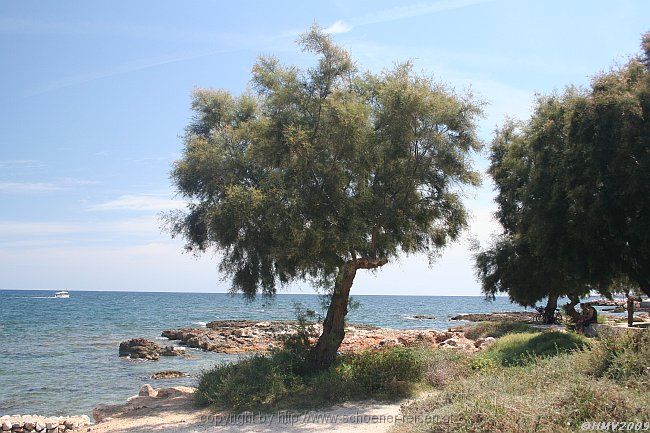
{"left": 1, "top": 287, "right": 502, "bottom": 298}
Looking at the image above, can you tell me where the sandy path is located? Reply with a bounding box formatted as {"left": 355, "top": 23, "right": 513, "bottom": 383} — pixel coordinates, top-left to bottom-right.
{"left": 87, "top": 387, "right": 405, "bottom": 433}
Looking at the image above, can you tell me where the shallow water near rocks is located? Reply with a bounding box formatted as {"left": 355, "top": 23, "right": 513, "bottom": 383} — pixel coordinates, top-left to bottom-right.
{"left": 1, "top": 290, "right": 532, "bottom": 416}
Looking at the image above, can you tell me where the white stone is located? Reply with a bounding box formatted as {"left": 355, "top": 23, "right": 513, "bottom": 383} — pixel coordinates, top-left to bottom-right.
{"left": 138, "top": 384, "right": 158, "bottom": 397}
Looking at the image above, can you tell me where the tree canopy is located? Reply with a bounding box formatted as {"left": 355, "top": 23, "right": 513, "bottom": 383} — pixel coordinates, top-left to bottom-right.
{"left": 168, "top": 25, "right": 482, "bottom": 367}
{"left": 476, "top": 32, "right": 650, "bottom": 312}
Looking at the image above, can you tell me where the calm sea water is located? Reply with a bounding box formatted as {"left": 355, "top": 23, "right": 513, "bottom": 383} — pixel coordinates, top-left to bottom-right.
{"left": 0, "top": 290, "right": 529, "bottom": 417}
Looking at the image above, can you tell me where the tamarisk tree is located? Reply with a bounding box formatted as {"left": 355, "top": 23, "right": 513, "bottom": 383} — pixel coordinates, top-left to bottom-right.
{"left": 476, "top": 32, "right": 650, "bottom": 320}
{"left": 167, "top": 26, "right": 482, "bottom": 369}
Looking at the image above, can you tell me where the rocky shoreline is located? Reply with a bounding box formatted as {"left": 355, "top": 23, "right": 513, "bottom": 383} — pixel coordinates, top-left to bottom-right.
{"left": 155, "top": 320, "right": 493, "bottom": 355}
{"left": 450, "top": 311, "right": 537, "bottom": 323}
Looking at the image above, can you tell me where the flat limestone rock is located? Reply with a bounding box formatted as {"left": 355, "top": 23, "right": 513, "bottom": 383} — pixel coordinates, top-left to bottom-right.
{"left": 161, "top": 320, "right": 480, "bottom": 355}
{"left": 150, "top": 370, "right": 189, "bottom": 380}
{"left": 93, "top": 387, "right": 195, "bottom": 423}
{"left": 450, "top": 311, "right": 537, "bottom": 323}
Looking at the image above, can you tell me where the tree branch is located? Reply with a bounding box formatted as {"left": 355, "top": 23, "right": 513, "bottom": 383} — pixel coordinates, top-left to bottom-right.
{"left": 354, "top": 257, "right": 388, "bottom": 269}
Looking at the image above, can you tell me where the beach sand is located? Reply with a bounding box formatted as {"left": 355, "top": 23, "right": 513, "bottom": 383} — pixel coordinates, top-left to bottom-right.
{"left": 88, "top": 386, "right": 405, "bottom": 433}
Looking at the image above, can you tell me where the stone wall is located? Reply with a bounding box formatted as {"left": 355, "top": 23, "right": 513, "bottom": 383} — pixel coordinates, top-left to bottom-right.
{"left": 0, "top": 415, "right": 90, "bottom": 433}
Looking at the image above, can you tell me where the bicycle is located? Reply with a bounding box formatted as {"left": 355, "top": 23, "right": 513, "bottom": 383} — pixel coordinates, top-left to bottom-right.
{"left": 533, "top": 306, "right": 563, "bottom": 324}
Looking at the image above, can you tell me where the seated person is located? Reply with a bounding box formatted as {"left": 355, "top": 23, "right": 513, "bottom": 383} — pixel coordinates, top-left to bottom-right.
{"left": 578, "top": 303, "right": 598, "bottom": 334}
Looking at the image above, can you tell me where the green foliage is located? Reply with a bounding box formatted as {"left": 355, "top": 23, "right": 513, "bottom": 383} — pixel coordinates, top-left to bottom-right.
{"left": 477, "top": 331, "right": 589, "bottom": 366}
{"left": 476, "top": 32, "right": 650, "bottom": 304}
{"left": 167, "top": 25, "right": 482, "bottom": 297}
{"left": 196, "top": 346, "right": 426, "bottom": 411}
{"left": 275, "top": 304, "right": 319, "bottom": 374}
{"left": 394, "top": 333, "right": 649, "bottom": 433}
{"left": 582, "top": 329, "right": 650, "bottom": 381}
{"left": 196, "top": 354, "right": 301, "bottom": 410}
{"left": 463, "top": 321, "right": 534, "bottom": 340}
{"left": 468, "top": 355, "right": 497, "bottom": 372}
{"left": 337, "top": 347, "right": 423, "bottom": 394}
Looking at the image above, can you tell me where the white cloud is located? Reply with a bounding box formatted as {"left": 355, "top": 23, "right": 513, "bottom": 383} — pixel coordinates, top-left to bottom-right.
{"left": 334, "top": 0, "right": 495, "bottom": 32}
{"left": 361, "top": 0, "right": 495, "bottom": 25}
{"left": 0, "top": 216, "right": 163, "bottom": 240}
{"left": 0, "top": 241, "right": 221, "bottom": 292}
{"left": 0, "top": 178, "right": 97, "bottom": 193}
{"left": 89, "top": 194, "right": 186, "bottom": 212}
{"left": 0, "top": 159, "right": 43, "bottom": 168}
{"left": 324, "top": 20, "right": 353, "bottom": 35}
{"left": 0, "top": 181, "right": 62, "bottom": 192}
{"left": 24, "top": 48, "right": 235, "bottom": 97}
{"left": 0, "top": 221, "right": 83, "bottom": 236}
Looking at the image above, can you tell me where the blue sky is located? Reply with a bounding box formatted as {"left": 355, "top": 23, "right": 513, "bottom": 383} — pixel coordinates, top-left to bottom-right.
{"left": 1, "top": 0, "right": 648, "bottom": 294}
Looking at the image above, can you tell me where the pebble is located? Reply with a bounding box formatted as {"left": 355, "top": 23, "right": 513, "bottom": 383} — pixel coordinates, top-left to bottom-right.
{"left": 0, "top": 416, "right": 90, "bottom": 433}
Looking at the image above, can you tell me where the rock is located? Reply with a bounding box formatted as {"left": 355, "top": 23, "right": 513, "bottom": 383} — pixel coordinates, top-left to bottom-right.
{"left": 160, "top": 320, "right": 490, "bottom": 355}
{"left": 441, "top": 338, "right": 458, "bottom": 347}
{"left": 412, "top": 315, "right": 436, "bottom": 320}
{"left": 156, "top": 387, "right": 188, "bottom": 398}
{"left": 92, "top": 406, "right": 111, "bottom": 423}
{"left": 1, "top": 421, "right": 11, "bottom": 431}
{"left": 118, "top": 338, "right": 162, "bottom": 360}
{"left": 451, "top": 312, "right": 537, "bottom": 323}
{"left": 475, "top": 336, "right": 496, "bottom": 348}
{"left": 160, "top": 346, "right": 184, "bottom": 356}
{"left": 34, "top": 422, "right": 45, "bottom": 432}
{"left": 45, "top": 422, "right": 58, "bottom": 430}
{"left": 151, "top": 370, "right": 188, "bottom": 379}
{"left": 24, "top": 422, "right": 35, "bottom": 431}
{"left": 138, "top": 384, "right": 158, "bottom": 397}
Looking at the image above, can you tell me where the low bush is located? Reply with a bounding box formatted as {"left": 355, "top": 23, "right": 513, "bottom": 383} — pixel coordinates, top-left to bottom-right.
{"left": 463, "top": 321, "right": 534, "bottom": 340}
{"left": 197, "top": 346, "right": 426, "bottom": 411}
{"left": 478, "top": 331, "right": 589, "bottom": 366}
{"left": 582, "top": 329, "right": 650, "bottom": 382}
{"left": 422, "top": 349, "right": 470, "bottom": 386}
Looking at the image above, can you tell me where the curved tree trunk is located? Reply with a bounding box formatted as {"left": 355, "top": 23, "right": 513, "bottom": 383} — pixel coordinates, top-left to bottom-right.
{"left": 543, "top": 294, "right": 559, "bottom": 324}
{"left": 563, "top": 294, "right": 581, "bottom": 324}
{"left": 312, "top": 257, "right": 387, "bottom": 370}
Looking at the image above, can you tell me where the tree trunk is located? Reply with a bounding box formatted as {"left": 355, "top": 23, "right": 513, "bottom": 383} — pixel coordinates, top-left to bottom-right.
{"left": 311, "top": 257, "right": 387, "bottom": 370}
{"left": 563, "top": 294, "right": 581, "bottom": 324}
{"left": 543, "top": 295, "right": 559, "bottom": 324}
{"left": 312, "top": 261, "right": 357, "bottom": 370}
{"left": 627, "top": 295, "right": 635, "bottom": 327}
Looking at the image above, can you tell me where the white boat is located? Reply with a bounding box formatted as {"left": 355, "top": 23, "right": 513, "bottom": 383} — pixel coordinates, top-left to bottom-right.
{"left": 54, "top": 291, "right": 70, "bottom": 298}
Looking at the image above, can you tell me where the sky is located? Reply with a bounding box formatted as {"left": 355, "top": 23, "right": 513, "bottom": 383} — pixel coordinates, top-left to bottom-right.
{"left": 1, "top": 0, "right": 648, "bottom": 295}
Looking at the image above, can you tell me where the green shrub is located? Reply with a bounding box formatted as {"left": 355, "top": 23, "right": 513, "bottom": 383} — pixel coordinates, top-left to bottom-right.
{"left": 463, "top": 321, "right": 534, "bottom": 340}
{"left": 554, "top": 380, "right": 650, "bottom": 427}
{"left": 469, "top": 355, "right": 497, "bottom": 371}
{"left": 340, "top": 346, "right": 423, "bottom": 395}
{"left": 275, "top": 305, "right": 319, "bottom": 374}
{"left": 583, "top": 329, "right": 650, "bottom": 381}
{"left": 422, "top": 349, "right": 470, "bottom": 386}
{"left": 478, "top": 331, "right": 589, "bottom": 366}
{"left": 196, "top": 354, "right": 302, "bottom": 410}
{"left": 197, "top": 346, "right": 426, "bottom": 411}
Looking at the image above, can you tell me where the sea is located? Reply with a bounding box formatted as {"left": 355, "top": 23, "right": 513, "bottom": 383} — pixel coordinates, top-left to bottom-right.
{"left": 0, "top": 290, "right": 534, "bottom": 417}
